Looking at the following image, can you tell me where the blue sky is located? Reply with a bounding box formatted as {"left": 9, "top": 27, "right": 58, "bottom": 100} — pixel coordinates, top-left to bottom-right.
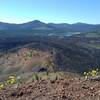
{"left": 0, "top": 0, "right": 100, "bottom": 24}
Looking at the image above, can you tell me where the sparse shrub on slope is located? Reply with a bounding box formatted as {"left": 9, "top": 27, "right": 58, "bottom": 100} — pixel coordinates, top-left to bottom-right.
{"left": 31, "top": 71, "right": 69, "bottom": 81}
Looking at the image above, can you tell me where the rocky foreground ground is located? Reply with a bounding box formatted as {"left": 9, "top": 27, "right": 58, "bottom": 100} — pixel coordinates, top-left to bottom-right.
{"left": 0, "top": 77, "right": 100, "bottom": 100}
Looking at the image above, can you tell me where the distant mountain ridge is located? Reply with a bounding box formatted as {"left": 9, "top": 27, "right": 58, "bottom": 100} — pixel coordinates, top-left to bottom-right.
{"left": 0, "top": 20, "right": 100, "bottom": 32}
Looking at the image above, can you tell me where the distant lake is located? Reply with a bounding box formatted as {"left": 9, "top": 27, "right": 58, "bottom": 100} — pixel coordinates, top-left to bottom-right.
{"left": 48, "top": 32, "right": 81, "bottom": 37}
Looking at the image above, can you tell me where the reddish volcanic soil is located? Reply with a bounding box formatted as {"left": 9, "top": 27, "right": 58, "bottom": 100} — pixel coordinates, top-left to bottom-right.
{"left": 0, "top": 77, "right": 100, "bottom": 100}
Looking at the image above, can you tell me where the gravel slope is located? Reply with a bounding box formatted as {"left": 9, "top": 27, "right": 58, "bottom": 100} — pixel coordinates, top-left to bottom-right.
{"left": 0, "top": 77, "right": 100, "bottom": 100}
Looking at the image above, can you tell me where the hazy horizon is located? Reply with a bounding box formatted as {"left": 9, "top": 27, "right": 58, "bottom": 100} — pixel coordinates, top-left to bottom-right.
{"left": 0, "top": 20, "right": 100, "bottom": 25}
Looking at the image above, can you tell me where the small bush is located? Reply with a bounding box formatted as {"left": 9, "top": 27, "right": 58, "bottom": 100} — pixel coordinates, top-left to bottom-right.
{"left": 0, "top": 83, "right": 4, "bottom": 90}
{"left": 83, "top": 68, "right": 99, "bottom": 79}
{"left": 0, "top": 75, "right": 21, "bottom": 90}
{"left": 32, "top": 73, "right": 39, "bottom": 81}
